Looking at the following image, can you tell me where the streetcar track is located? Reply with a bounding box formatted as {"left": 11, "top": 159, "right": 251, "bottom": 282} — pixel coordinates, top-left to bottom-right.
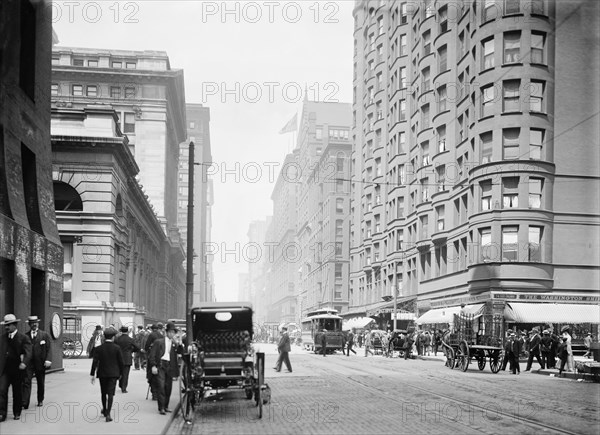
{"left": 323, "top": 355, "right": 585, "bottom": 435}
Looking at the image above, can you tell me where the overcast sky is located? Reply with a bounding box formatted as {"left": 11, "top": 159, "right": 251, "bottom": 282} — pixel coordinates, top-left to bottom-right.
{"left": 52, "top": 1, "right": 354, "bottom": 301}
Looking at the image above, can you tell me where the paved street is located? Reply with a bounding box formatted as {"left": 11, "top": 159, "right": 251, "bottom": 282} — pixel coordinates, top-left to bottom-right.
{"left": 0, "top": 345, "right": 598, "bottom": 435}
{"left": 167, "top": 344, "right": 600, "bottom": 435}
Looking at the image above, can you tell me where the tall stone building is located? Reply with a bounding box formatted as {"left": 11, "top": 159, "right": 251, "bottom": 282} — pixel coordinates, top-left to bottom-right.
{"left": 177, "top": 104, "right": 214, "bottom": 305}
{"left": 247, "top": 218, "right": 271, "bottom": 322}
{"left": 0, "top": 1, "right": 64, "bottom": 368}
{"left": 50, "top": 47, "right": 187, "bottom": 332}
{"left": 351, "top": 0, "right": 599, "bottom": 331}
{"left": 51, "top": 105, "right": 185, "bottom": 348}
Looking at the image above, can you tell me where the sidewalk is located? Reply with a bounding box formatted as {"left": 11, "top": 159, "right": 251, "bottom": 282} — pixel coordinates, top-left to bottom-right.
{"left": 0, "top": 359, "right": 176, "bottom": 434}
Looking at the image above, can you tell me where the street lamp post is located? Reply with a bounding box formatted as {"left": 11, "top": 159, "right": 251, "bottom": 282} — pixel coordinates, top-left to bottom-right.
{"left": 185, "top": 142, "right": 195, "bottom": 336}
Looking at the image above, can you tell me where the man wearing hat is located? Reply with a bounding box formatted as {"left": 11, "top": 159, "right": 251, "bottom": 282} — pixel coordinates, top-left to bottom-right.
{"left": 144, "top": 323, "right": 162, "bottom": 400}
{"left": 583, "top": 332, "right": 593, "bottom": 359}
{"left": 274, "top": 327, "right": 292, "bottom": 372}
{"left": 148, "top": 322, "right": 183, "bottom": 415}
{"left": 540, "top": 330, "right": 554, "bottom": 369}
{"left": 90, "top": 327, "right": 124, "bottom": 422}
{"left": 525, "top": 327, "right": 544, "bottom": 371}
{"left": 0, "top": 314, "right": 32, "bottom": 421}
{"left": 22, "top": 316, "right": 52, "bottom": 409}
{"left": 87, "top": 325, "right": 104, "bottom": 358}
{"left": 115, "top": 326, "right": 140, "bottom": 393}
{"left": 502, "top": 329, "right": 514, "bottom": 371}
{"left": 133, "top": 325, "right": 147, "bottom": 370}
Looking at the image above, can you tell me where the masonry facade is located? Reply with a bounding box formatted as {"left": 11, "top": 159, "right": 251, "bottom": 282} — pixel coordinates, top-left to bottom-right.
{"left": 0, "top": 0, "right": 64, "bottom": 368}
{"left": 350, "top": 0, "right": 599, "bottom": 328}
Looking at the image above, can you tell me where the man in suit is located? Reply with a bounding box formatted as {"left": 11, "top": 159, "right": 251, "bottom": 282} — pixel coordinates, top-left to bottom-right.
{"left": 346, "top": 329, "right": 356, "bottom": 356}
{"left": 0, "top": 314, "right": 32, "bottom": 421}
{"left": 509, "top": 331, "right": 522, "bottom": 374}
{"left": 133, "top": 325, "right": 146, "bottom": 370}
{"left": 501, "top": 329, "right": 513, "bottom": 371}
{"left": 87, "top": 325, "right": 104, "bottom": 358}
{"left": 320, "top": 330, "right": 328, "bottom": 357}
{"left": 144, "top": 323, "right": 163, "bottom": 400}
{"left": 525, "top": 327, "right": 544, "bottom": 371}
{"left": 22, "top": 316, "right": 52, "bottom": 409}
{"left": 90, "top": 327, "right": 124, "bottom": 422}
{"left": 274, "top": 327, "right": 292, "bottom": 372}
{"left": 115, "top": 326, "right": 140, "bottom": 393}
{"left": 148, "top": 322, "right": 183, "bottom": 415}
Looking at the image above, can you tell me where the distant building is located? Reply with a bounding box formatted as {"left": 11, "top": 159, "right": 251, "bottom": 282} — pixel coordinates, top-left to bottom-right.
{"left": 351, "top": 0, "right": 600, "bottom": 331}
{"left": 178, "top": 104, "right": 214, "bottom": 305}
{"left": 238, "top": 272, "right": 250, "bottom": 301}
{"left": 0, "top": 0, "right": 64, "bottom": 368}
{"left": 247, "top": 218, "right": 271, "bottom": 323}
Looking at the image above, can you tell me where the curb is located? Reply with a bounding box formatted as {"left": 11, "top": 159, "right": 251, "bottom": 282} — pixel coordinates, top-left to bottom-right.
{"left": 536, "top": 369, "right": 600, "bottom": 382}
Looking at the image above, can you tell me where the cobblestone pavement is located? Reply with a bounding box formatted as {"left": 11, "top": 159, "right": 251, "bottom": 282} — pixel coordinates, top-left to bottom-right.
{"left": 166, "top": 346, "right": 600, "bottom": 434}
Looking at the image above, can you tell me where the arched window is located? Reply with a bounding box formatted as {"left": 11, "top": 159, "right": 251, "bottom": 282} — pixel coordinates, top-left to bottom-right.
{"left": 53, "top": 182, "right": 83, "bottom": 211}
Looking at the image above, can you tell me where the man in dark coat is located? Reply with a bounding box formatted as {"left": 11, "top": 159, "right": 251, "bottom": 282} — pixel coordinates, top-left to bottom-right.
{"left": 144, "top": 324, "right": 163, "bottom": 400}
{"left": 525, "top": 328, "right": 544, "bottom": 371}
{"left": 87, "top": 325, "right": 104, "bottom": 358}
{"left": 320, "top": 330, "right": 328, "bottom": 357}
{"left": 346, "top": 329, "right": 357, "bottom": 356}
{"left": 148, "top": 322, "right": 183, "bottom": 415}
{"left": 90, "top": 327, "right": 124, "bottom": 422}
{"left": 502, "top": 329, "right": 513, "bottom": 371}
{"left": 0, "top": 314, "right": 32, "bottom": 421}
{"left": 509, "top": 332, "right": 522, "bottom": 374}
{"left": 115, "top": 326, "right": 140, "bottom": 393}
{"left": 274, "top": 327, "right": 292, "bottom": 372}
{"left": 133, "top": 325, "right": 146, "bottom": 370}
{"left": 22, "top": 316, "right": 52, "bottom": 408}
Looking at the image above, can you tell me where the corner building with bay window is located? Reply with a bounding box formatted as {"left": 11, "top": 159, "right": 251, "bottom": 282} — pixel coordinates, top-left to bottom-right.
{"left": 350, "top": 0, "right": 599, "bottom": 335}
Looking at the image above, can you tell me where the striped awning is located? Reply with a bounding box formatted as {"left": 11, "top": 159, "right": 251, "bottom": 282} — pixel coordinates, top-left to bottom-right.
{"left": 504, "top": 303, "right": 600, "bottom": 323}
{"left": 415, "top": 304, "right": 485, "bottom": 325}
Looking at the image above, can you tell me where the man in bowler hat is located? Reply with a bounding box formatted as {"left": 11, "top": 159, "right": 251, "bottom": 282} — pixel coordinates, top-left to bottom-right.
{"left": 148, "top": 322, "right": 183, "bottom": 415}
{"left": 115, "top": 326, "right": 140, "bottom": 393}
{"left": 144, "top": 324, "right": 162, "bottom": 400}
{"left": 90, "top": 327, "right": 124, "bottom": 422}
{"left": 22, "top": 316, "right": 52, "bottom": 408}
{"left": 274, "top": 327, "right": 292, "bottom": 372}
{"left": 0, "top": 314, "right": 32, "bottom": 421}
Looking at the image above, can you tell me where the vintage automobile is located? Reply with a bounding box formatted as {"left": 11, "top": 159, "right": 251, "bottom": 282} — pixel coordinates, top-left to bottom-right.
{"left": 178, "top": 302, "right": 271, "bottom": 423}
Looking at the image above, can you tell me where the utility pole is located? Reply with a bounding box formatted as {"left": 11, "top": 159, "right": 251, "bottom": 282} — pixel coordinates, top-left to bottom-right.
{"left": 185, "top": 142, "right": 195, "bottom": 337}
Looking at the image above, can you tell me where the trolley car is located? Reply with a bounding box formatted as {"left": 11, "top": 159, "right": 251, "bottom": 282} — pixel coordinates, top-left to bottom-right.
{"left": 62, "top": 314, "right": 83, "bottom": 358}
{"left": 441, "top": 310, "right": 504, "bottom": 373}
{"left": 301, "top": 308, "right": 344, "bottom": 354}
{"left": 178, "top": 302, "right": 271, "bottom": 424}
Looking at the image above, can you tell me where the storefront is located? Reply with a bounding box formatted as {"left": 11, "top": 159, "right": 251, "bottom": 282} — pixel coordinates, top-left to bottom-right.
{"left": 342, "top": 296, "right": 418, "bottom": 331}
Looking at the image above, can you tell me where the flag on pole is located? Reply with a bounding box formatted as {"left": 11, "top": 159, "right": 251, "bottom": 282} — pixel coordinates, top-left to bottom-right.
{"left": 279, "top": 113, "right": 297, "bottom": 134}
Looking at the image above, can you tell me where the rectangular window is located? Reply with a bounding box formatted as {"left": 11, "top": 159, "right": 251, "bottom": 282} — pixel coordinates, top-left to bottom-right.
{"left": 531, "top": 32, "right": 546, "bottom": 64}
{"left": 502, "top": 226, "right": 519, "bottom": 261}
{"left": 529, "top": 80, "right": 545, "bottom": 112}
{"left": 125, "top": 87, "right": 136, "bottom": 99}
{"left": 436, "top": 165, "right": 446, "bottom": 191}
{"left": 439, "top": 6, "right": 448, "bottom": 33}
{"left": 87, "top": 60, "right": 98, "bottom": 67}
{"left": 529, "top": 178, "right": 543, "bottom": 208}
{"left": 438, "top": 45, "right": 448, "bottom": 71}
{"left": 72, "top": 85, "right": 83, "bottom": 96}
{"left": 422, "top": 104, "right": 430, "bottom": 130}
{"left": 51, "top": 84, "right": 58, "bottom": 96}
{"left": 503, "top": 128, "right": 520, "bottom": 159}
{"left": 503, "top": 80, "right": 520, "bottom": 112}
{"left": 20, "top": 143, "right": 43, "bottom": 235}
{"left": 123, "top": 112, "right": 136, "bottom": 134}
{"left": 86, "top": 85, "right": 97, "bottom": 97}
{"left": 437, "top": 125, "right": 446, "bottom": 153}
{"left": 504, "top": 31, "right": 521, "bottom": 63}
{"left": 400, "top": 2, "right": 408, "bottom": 24}
{"left": 437, "top": 85, "right": 447, "bottom": 113}
{"left": 483, "top": 0, "right": 497, "bottom": 21}
{"left": 481, "top": 131, "right": 493, "bottom": 163}
{"left": 422, "top": 67, "right": 431, "bottom": 92}
{"left": 336, "top": 198, "right": 344, "bottom": 213}
{"left": 481, "top": 180, "right": 492, "bottom": 210}
{"left": 423, "top": 30, "right": 431, "bottom": 55}
{"left": 505, "top": 0, "right": 520, "bottom": 14}
{"left": 436, "top": 206, "right": 445, "bottom": 231}
{"left": 110, "top": 87, "right": 121, "bottom": 99}
{"left": 52, "top": 57, "right": 60, "bottom": 65}
{"left": 502, "top": 177, "right": 519, "bottom": 208}
{"left": 400, "top": 34, "right": 407, "bottom": 56}
{"left": 530, "top": 0, "right": 545, "bottom": 15}
{"left": 400, "top": 100, "right": 406, "bottom": 121}
{"left": 126, "top": 62, "right": 137, "bottom": 69}
{"left": 530, "top": 129, "right": 543, "bottom": 160}
{"left": 400, "top": 67, "right": 407, "bottom": 88}
{"left": 111, "top": 61, "right": 122, "bottom": 68}
{"left": 481, "top": 85, "right": 495, "bottom": 117}
{"left": 480, "top": 228, "right": 492, "bottom": 262}
{"left": 421, "top": 141, "right": 430, "bottom": 166}
{"left": 528, "top": 226, "right": 542, "bottom": 261}
{"left": 72, "top": 58, "right": 84, "bottom": 66}
{"left": 482, "top": 38, "right": 494, "bottom": 69}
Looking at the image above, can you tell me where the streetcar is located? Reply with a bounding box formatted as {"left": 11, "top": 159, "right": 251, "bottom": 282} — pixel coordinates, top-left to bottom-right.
{"left": 301, "top": 308, "right": 344, "bottom": 354}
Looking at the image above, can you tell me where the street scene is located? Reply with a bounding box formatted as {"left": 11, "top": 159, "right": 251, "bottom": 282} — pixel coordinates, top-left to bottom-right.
{"left": 1, "top": 0, "right": 600, "bottom": 434}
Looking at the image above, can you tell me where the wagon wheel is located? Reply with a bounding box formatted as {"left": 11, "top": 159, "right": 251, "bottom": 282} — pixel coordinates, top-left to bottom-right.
{"left": 255, "top": 352, "right": 264, "bottom": 418}
{"left": 477, "top": 350, "right": 486, "bottom": 371}
{"left": 445, "top": 347, "right": 455, "bottom": 369}
{"left": 62, "top": 339, "right": 74, "bottom": 359}
{"left": 179, "top": 359, "right": 195, "bottom": 423}
{"left": 489, "top": 350, "right": 502, "bottom": 374}
{"left": 73, "top": 340, "right": 84, "bottom": 358}
{"left": 457, "top": 341, "right": 470, "bottom": 372}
